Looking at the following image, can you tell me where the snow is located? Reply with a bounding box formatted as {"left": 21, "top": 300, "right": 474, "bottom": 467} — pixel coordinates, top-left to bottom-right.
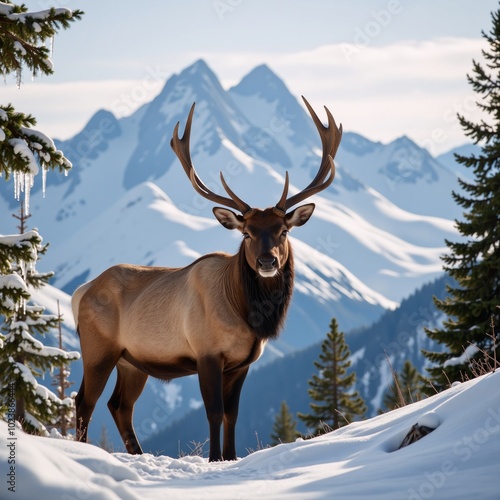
{"left": 6, "top": 321, "right": 80, "bottom": 360}
{"left": 443, "top": 344, "right": 480, "bottom": 368}
{"left": 0, "top": 273, "right": 28, "bottom": 292}
{"left": 1, "top": 371, "right": 499, "bottom": 498}
{"left": 5, "top": 7, "right": 73, "bottom": 23}
{"left": 0, "top": 1, "right": 13, "bottom": 15}
{"left": 0, "top": 230, "right": 40, "bottom": 247}
{"left": 13, "top": 41, "right": 26, "bottom": 56}
{"left": 9, "top": 138, "right": 39, "bottom": 175}
{"left": 20, "top": 126, "right": 57, "bottom": 151}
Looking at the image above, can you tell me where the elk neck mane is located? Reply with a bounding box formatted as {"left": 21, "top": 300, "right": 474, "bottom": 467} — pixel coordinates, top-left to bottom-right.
{"left": 236, "top": 241, "right": 294, "bottom": 340}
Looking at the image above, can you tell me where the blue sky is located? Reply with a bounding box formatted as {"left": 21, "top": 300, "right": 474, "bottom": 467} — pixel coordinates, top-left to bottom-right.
{"left": 4, "top": 0, "right": 498, "bottom": 155}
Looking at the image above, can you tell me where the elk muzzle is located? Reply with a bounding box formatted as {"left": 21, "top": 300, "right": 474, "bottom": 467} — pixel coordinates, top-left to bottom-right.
{"left": 256, "top": 254, "right": 278, "bottom": 277}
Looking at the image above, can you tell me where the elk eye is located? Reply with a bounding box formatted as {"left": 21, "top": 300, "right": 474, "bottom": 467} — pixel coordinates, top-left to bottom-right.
{"left": 281, "top": 230, "right": 289, "bottom": 237}
{"left": 242, "top": 232, "right": 250, "bottom": 240}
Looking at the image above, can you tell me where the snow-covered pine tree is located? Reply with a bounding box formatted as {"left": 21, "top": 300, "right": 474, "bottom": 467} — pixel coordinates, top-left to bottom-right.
{"left": 424, "top": 6, "right": 500, "bottom": 388}
{"left": 299, "top": 318, "right": 366, "bottom": 435}
{"left": 0, "top": 1, "right": 82, "bottom": 209}
{"left": 270, "top": 401, "right": 299, "bottom": 445}
{"left": 0, "top": 2, "right": 82, "bottom": 433}
{"left": 0, "top": 207, "right": 80, "bottom": 435}
{"left": 0, "top": 2, "right": 83, "bottom": 83}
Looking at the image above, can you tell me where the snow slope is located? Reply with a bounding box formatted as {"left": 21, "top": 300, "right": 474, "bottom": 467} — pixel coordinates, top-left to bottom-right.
{"left": 1, "top": 371, "right": 499, "bottom": 499}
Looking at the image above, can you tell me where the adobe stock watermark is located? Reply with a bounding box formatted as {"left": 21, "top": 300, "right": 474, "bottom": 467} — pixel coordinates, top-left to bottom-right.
{"left": 236, "top": 444, "right": 300, "bottom": 499}
{"left": 418, "top": 93, "right": 478, "bottom": 158}
{"left": 136, "top": 389, "right": 181, "bottom": 442}
{"left": 36, "top": 0, "right": 78, "bottom": 9}
{"left": 110, "top": 65, "right": 170, "bottom": 117}
{"left": 357, "top": 282, "right": 450, "bottom": 377}
{"left": 407, "top": 404, "right": 500, "bottom": 499}
{"left": 176, "top": 105, "right": 293, "bottom": 218}
{"left": 177, "top": 158, "right": 245, "bottom": 217}
{"left": 5, "top": 382, "right": 17, "bottom": 494}
{"left": 341, "top": 0, "right": 404, "bottom": 62}
{"left": 213, "top": 0, "right": 244, "bottom": 21}
{"left": 380, "top": 92, "right": 478, "bottom": 193}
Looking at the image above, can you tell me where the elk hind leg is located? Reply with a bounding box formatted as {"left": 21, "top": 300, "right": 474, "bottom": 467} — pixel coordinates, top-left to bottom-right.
{"left": 108, "top": 359, "right": 148, "bottom": 454}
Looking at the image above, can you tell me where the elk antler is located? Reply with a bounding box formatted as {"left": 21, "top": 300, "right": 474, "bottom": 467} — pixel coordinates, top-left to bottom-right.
{"left": 274, "top": 96, "right": 343, "bottom": 214}
{"left": 170, "top": 103, "right": 255, "bottom": 218}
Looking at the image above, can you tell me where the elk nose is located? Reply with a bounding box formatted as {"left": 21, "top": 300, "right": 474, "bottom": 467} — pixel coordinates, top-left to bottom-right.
{"left": 257, "top": 256, "right": 277, "bottom": 269}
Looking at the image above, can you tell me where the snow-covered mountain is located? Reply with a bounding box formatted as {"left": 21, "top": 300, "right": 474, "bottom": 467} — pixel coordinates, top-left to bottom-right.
{"left": 0, "top": 58, "right": 470, "bottom": 449}
{"left": 1, "top": 59, "right": 462, "bottom": 314}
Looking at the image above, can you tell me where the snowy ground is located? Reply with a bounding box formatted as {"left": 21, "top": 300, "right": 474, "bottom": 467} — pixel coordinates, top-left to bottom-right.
{"left": 1, "top": 371, "right": 500, "bottom": 499}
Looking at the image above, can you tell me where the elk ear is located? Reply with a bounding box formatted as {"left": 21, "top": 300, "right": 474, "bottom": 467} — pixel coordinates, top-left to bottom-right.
{"left": 213, "top": 207, "right": 245, "bottom": 231}
{"left": 286, "top": 203, "right": 315, "bottom": 227}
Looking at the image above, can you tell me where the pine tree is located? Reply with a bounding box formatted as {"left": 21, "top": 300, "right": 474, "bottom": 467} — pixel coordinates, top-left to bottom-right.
{"left": 0, "top": 2, "right": 83, "bottom": 83}
{"left": 51, "top": 300, "right": 76, "bottom": 437}
{"left": 0, "top": 1, "right": 82, "bottom": 434}
{"left": 270, "top": 401, "right": 299, "bottom": 445}
{"left": 424, "top": 7, "right": 500, "bottom": 388}
{"left": 298, "top": 319, "right": 366, "bottom": 435}
{"left": 0, "top": 1, "right": 83, "bottom": 207}
{"left": 0, "top": 208, "right": 80, "bottom": 434}
{"left": 381, "top": 360, "right": 426, "bottom": 412}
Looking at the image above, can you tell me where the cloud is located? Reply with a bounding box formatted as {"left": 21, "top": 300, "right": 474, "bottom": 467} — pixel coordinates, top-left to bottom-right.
{"left": 2, "top": 78, "right": 163, "bottom": 140}
{"left": 202, "top": 37, "right": 486, "bottom": 154}
{"left": 2, "top": 37, "right": 486, "bottom": 154}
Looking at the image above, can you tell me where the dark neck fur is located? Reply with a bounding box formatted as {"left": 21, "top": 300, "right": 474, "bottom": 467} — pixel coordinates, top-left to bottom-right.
{"left": 238, "top": 243, "right": 294, "bottom": 340}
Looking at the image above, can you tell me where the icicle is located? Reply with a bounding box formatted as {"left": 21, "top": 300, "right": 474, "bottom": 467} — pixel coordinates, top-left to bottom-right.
{"left": 24, "top": 173, "right": 33, "bottom": 214}
{"left": 19, "top": 259, "right": 26, "bottom": 280}
{"left": 42, "top": 165, "right": 47, "bottom": 198}
{"left": 13, "top": 170, "right": 19, "bottom": 199}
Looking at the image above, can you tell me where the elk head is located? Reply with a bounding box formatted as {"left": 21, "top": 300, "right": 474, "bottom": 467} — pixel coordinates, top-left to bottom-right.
{"left": 170, "top": 96, "right": 343, "bottom": 278}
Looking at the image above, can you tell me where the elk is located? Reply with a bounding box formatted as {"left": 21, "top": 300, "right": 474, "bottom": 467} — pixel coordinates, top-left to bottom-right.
{"left": 72, "top": 96, "right": 342, "bottom": 462}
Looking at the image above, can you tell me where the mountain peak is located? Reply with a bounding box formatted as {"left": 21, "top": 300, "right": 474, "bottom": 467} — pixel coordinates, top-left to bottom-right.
{"left": 391, "top": 135, "right": 418, "bottom": 149}
{"left": 124, "top": 59, "right": 268, "bottom": 189}
{"left": 230, "top": 64, "right": 288, "bottom": 102}
{"left": 59, "top": 108, "right": 121, "bottom": 173}
{"left": 184, "top": 58, "right": 214, "bottom": 78}
{"left": 248, "top": 63, "right": 278, "bottom": 78}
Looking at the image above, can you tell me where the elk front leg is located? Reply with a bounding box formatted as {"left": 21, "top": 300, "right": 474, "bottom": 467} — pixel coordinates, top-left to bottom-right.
{"left": 222, "top": 366, "right": 249, "bottom": 461}
{"left": 197, "top": 356, "right": 224, "bottom": 462}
